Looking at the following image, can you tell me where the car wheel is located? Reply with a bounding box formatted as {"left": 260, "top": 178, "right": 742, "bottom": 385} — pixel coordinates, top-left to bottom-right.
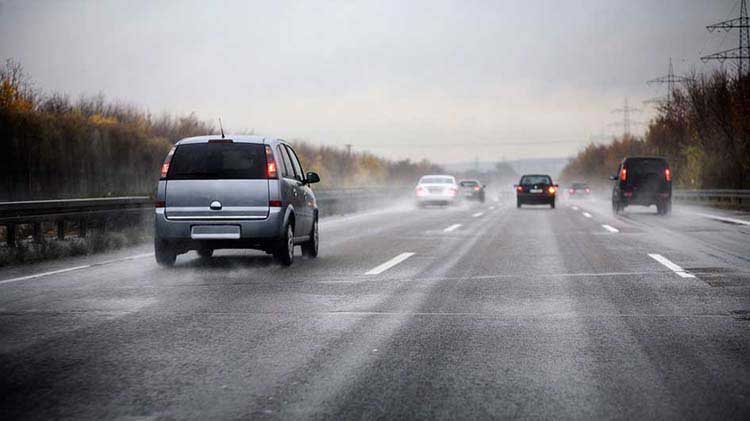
{"left": 550, "top": 200, "right": 555, "bottom": 209}
{"left": 154, "top": 239, "right": 176, "bottom": 267}
{"left": 197, "top": 248, "right": 213, "bottom": 258}
{"left": 273, "top": 223, "right": 294, "bottom": 266}
{"left": 517, "top": 198, "right": 522, "bottom": 208}
{"left": 612, "top": 200, "right": 621, "bottom": 215}
{"left": 302, "top": 218, "right": 319, "bottom": 258}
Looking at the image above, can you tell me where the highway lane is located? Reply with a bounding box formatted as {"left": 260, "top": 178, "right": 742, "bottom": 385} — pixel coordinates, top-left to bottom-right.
{"left": 0, "top": 199, "right": 748, "bottom": 419}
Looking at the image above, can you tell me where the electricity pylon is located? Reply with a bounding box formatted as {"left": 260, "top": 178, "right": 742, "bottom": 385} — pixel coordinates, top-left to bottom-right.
{"left": 610, "top": 98, "right": 642, "bottom": 137}
{"left": 700, "top": 0, "right": 750, "bottom": 78}
{"left": 646, "top": 57, "right": 692, "bottom": 106}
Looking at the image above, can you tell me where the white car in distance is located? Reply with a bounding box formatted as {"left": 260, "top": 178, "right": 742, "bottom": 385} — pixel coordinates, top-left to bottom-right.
{"left": 415, "top": 175, "right": 459, "bottom": 207}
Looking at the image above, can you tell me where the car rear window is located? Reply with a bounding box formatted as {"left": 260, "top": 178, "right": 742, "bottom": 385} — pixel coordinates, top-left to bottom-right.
{"left": 520, "top": 175, "right": 552, "bottom": 185}
{"left": 626, "top": 158, "right": 666, "bottom": 176}
{"left": 459, "top": 181, "right": 478, "bottom": 187}
{"left": 167, "top": 143, "right": 266, "bottom": 180}
{"left": 421, "top": 177, "right": 454, "bottom": 184}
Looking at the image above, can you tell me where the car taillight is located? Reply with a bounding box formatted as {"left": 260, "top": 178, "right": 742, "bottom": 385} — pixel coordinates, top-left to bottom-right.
{"left": 620, "top": 167, "right": 627, "bottom": 182}
{"left": 448, "top": 186, "right": 458, "bottom": 196}
{"left": 665, "top": 168, "right": 671, "bottom": 182}
{"left": 416, "top": 186, "right": 427, "bottom": 196}
{"left": 569, "top": 188, "right": 575, "bottom": 193}
{"left": 548, "top": 186, "right": 556, "bottom": 194}
{"left": 516, "top": 185, "right": 523, "bottom": 192}
{"left": 154, "top": 200, "right": 166, "bottom": 208}
{"left": 160, "top": 146, "right": 176, "bottom": 179}
{"left": 269, "top": 200, "right": 282, "bottom": 207}
{"left": 474, "top": 186, "right": 480, "bottom": 191}
{"left": 265, "top": 145, "right": 278, "bottom": 179}
{"left": 585, "top": 188, "right": 591, "bottom": 193}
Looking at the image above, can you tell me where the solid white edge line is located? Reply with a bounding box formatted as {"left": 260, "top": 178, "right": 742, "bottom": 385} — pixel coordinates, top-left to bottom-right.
{"left": 692, "top": 212, "right": 750, "bottom": 226}
{"left": 443, "top": 224, "right": 462, "bottom": 232}
{"left": 582, "top": 212, "right": 592, "bottom": 218}
{"left": 365, "top": 252, "right": 415, "bottom": 275}
{"left": 0, "top": 265, "right": 92, "bottom": 285}
{"left": 0, "top": 253, "right": 156, "bottom": 286}
{"left": 472, "top": 212, "right": 484, "bottom": 217}
{"left": 648, "top": 253, "right": 696, "bottom": 278}
{"left": 601, "top": 224, "right": 619, "bottom": 233}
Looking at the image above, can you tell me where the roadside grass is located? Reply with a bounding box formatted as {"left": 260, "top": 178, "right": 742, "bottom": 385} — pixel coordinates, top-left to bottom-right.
{"left": 0, "top": 226, "right": 151, "bottom": 268}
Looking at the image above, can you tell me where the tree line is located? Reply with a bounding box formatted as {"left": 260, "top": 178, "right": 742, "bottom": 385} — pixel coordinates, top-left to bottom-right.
{"left": 0, "top": 60, "right": 442, "bottom": 201}
{"left": 561, "top": 70, "right": 750, "bottom": 189}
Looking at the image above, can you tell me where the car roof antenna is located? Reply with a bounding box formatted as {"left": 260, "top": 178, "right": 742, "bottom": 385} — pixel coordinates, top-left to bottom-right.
{"left": 218, "top": 118, "right": 225, "bottom": 139}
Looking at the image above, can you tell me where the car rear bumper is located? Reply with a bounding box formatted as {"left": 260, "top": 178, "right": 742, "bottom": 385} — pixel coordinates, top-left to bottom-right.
{"left": 620, "top": 192, "right": 671, "bottom": 206}
{"left": 417, "top": 194, "right": 457, "bottom": 203}
{"left": 517, "top": 193, "right": 555, "bottom": 204}
{"left": 154, "top": 207, "right": 285, "bottom": 243}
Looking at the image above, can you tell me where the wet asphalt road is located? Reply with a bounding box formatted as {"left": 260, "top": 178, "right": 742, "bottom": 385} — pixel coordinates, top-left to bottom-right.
{"left": 1, "top": 198, "right": 749, "bottom": 420}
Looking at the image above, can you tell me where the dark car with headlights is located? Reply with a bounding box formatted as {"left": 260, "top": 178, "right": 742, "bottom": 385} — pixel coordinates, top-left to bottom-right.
{"left": 516, "top": 174, "right": 557, "bottom": 208}
{"left": 610, "top": 156, "right": 671, "bottom": 215}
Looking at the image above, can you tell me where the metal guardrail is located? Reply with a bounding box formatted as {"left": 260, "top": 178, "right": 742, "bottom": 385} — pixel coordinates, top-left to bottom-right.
{"left": 0, "top": 188, "right": 410, "bottom": 247}
{"left": 673, "top": 189, "right": 750, "bottom": 208}
{"left": 0, "top": 197, "right": 153, "bottom": 246}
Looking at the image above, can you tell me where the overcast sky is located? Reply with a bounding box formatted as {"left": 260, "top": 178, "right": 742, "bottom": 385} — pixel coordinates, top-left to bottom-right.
{"left": 0, "top": 0, "right": 737, "bottom": 163}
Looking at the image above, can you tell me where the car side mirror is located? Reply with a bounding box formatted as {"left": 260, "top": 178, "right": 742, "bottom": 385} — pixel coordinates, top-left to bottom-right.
{"left": 608, "top": 174, "right": 617, "bottom": 181}
{"left": 305, "top": 171, "right": 320, "bottom": 184}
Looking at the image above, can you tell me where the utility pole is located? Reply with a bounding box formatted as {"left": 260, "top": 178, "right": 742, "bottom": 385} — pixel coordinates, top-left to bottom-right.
{"left": 646, "top": 57, "right": 692, "bottom": 105}
{"left": 700, "top": 0, "right": 750, "bottom": 78}
{"left": 345, "top": 144, "right": 353, "bottom": 156}
{"left": 610, "top": 98, "right": 642, "bottom": 137}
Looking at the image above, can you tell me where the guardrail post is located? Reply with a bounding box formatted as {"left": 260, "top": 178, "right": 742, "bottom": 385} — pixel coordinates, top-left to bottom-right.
{"left": 57, "top": 220, "right": 65, "bottom": 240}
{"left": 32, "top": 222, "right": 42, "bottom": 243}
{"left": 79, "top": 219, "right": 87, "bottom": 238}
{"left": 6, "top": 223, "right": 16, "bottom": 247}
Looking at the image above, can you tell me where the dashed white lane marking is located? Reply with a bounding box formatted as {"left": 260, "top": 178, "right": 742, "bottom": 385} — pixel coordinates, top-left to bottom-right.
{"left": 689, "top": 212, "right": 750, "bottom": 226}
{"left": 648, "top": 253, "right": 696, "bottom": 278}
{"left": 602, "top": 224, "right": 619, "bottom": 233}
{"left": 489, "top": 206, "right": 496, "bottom": 210}
{"left": 582, "top": 212, "right": 592, "bottom": 218}
{"left": 571, "top": 206, "right": 580, "bottom": 211}
{"left": 472, "top": 212, "right": 484, "bottom": 217}
{"left": 443, "top": 224, "right": 462, "bottom": 232}
{"left": 365, "top": 252, "right": 416, "bottom": 275}
{"left": 0, "top": 253, "right": 155, "bottom": 285}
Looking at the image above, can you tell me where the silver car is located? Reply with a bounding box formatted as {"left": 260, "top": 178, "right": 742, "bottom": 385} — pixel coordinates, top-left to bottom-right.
{"left": 415, "top": 175, "right": 459, "bottom": 207}
{"left": 154, "top": 135, "right": 320, "bottom": 266}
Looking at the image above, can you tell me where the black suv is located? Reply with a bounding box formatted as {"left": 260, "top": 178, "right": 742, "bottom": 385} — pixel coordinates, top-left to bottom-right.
{"left": 610, "top": 156, "right": 672, "bottom": 215}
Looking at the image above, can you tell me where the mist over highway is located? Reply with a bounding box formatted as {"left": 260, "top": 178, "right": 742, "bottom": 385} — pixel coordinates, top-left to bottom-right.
{"left": 1, "top": 198, "right": 748, "bottom": 419}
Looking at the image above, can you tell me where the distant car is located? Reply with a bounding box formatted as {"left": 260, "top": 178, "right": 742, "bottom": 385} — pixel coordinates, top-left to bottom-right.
{"left": 154, "top": 135, "right": 321, "bottom": 267}
{"left": 415, "top": 175, "right": 459, "bottom": 207}
{"left": 567, "top": 182, "right": 592, "bottom": 199}
{"left": 458, "top": 179, "right": 486, "bottom": 203}
{"left": 610, "top": 156, "right": 672, "bottom": 215}
{"left": 516, "top": 174, "right": 557, "bottom": 208}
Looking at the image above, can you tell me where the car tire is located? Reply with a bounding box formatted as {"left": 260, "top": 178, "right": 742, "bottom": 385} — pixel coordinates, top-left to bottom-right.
{"left": 517, "top": 198, "right": 522, "bottom": 208}
{"left": 612, "top": 200, "right": 622, "bottom": 215}
{"left": 197, "top": 248, "right": 213, "bottom": 258}
{"left": 550, "top": 200, "right": 555, "bottom": 209}
{"left": 302, "top": 218, "right": 318, "bottom": 258}
{"left": 155, "top": 239, "right": 176, "bottom": 267}
{"left": 273, "top": 223, "right": 294, "bottom": 266}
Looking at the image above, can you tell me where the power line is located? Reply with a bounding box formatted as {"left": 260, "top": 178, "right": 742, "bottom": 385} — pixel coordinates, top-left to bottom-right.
{"left": 700, "top": 0, "right": 750, "bottom": 78}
